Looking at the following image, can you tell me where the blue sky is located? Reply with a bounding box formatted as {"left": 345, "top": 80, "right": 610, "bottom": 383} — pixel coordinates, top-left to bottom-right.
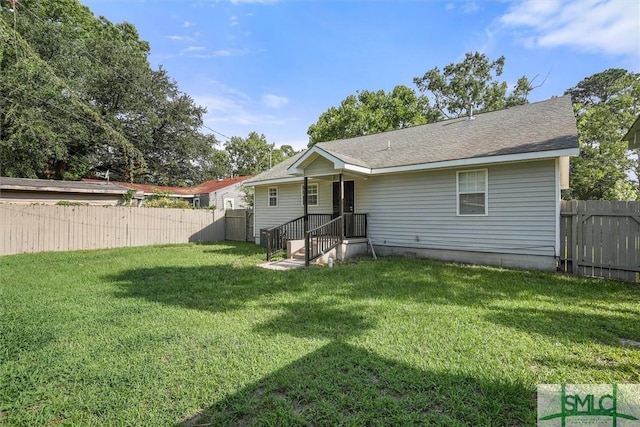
{"left": 80, "top": 0, "right": 640, "bottom": 150}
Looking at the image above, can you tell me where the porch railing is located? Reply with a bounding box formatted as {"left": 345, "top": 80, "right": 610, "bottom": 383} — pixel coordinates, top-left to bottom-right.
{"left": 344, "top": 213, "right": 367, "bottom": 238}
{"left": 265, "top": 213, "right": 367, "bottom": 263}
{"left": 306, "top": 216, "right": 343, "bottom": 265}
{"left": 305, "top": 213, "right": 368, "bottom": 265}
{"left": 265, "top": 214, "right": 333, "bottom": 261}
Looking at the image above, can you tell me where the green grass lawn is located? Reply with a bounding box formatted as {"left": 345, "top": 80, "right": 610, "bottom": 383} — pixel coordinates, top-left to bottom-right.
{"left": 1, "top": 242, "right": 639, "bottom": 426}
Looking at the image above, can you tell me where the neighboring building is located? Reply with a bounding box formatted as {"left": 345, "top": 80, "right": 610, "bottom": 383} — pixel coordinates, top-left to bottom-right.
{"left": 0, "top": 177, "right": 130, "bottom": 206}
{"left": 82, "top": 179, "right": 194, "bottom": 207}
{"left": 622, "top": 115, "right": 640, "bottom": 148}
{"left": 192, "top": 176, "right": 252, "bottom": 209}
{"left": 82, "top": 176, "right": 251, "bottom": 209}
{"left": 244, "top": 95, "right": 580, "bottom": 270}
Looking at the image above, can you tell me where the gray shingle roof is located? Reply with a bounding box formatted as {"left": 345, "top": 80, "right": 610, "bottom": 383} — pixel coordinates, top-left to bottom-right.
{"left": 0, "top": 177, "right": 129, "bottom": 194}
{"left": 247, "top": 95, "right": 578, "bottom": 184}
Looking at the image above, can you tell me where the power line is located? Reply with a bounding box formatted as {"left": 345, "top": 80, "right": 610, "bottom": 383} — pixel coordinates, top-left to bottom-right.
{"left": 201, "top": 124, "right": 231, "bottom": 141}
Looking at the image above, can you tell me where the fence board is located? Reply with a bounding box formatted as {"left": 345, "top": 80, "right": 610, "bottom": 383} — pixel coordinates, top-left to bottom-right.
{"left": 560, "top": 200, "right": 640, "bottom": 282}
{"left": 0, "top": 204, "right": 226, "bottom": 256}
{"left": 225, "top": 209, "right": 248, "bottom": 241}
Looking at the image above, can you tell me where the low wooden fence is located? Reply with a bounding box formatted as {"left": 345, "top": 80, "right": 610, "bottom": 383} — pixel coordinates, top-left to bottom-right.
{"left": 560, "top": 200, "right": 640, "bottom": 282}
{"left": 0, "top": 204, "right": 226, "bottom": 256}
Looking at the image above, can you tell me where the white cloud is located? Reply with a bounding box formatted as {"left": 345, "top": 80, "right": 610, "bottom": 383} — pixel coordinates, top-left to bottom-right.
{"left": 499, "top": 0, "right": 640, "bottom": 57}
{"left": 210, "top": 48, "right": 251, "bottom": 57}
{"left": 261, "top": 94, "right": 289, "bottom": 108}
{"left": 166, "top": 35, "right": 195, "bottom": 42}
{"left": 445, "top": 1, "right": 479, "bottom": 14}
{"left": 193, "top": 82, "right": 290, "bottom": 133}
{"left": 460, "top": 0, "right": 479, "bottom": 14}
{"left": 230, "top": 15, "right": 239, "bottom": 26}
{"left": 183, "top": 21, "right": 194, "bottom": 28}
{"left": 183, "top": 46, "right": 206, "bottom": 52}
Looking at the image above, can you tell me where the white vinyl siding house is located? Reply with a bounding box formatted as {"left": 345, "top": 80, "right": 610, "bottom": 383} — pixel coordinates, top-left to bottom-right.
{"left": 246, "top": 96, "right": 580, "bottom": 270}
{"left": 255, "top": 181, "right": 333, "bottom": 233}
{"left": 357, "top": 160, "right": 557, "bottom": 263}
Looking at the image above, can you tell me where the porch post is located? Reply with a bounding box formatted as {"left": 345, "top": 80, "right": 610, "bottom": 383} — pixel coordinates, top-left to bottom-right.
{"left": 304, "top": 176, "right": 309, "bottom": 266}
{"left": 339, "top": 173, "right": 344, "bottom": 240}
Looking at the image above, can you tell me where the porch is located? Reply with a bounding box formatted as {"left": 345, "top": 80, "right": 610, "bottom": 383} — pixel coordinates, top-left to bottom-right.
{"left": 262, "top": 213, "right": 368, "bottom": 266}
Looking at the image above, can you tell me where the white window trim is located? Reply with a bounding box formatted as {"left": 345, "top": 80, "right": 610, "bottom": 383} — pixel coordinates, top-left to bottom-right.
{"left": 268, "top": 187, "right": 278, "bottom": 207}
{"left": 456, "top": 169, "right": 488, "bottom": 216}
{"left": 301, "top": 183, "right": 319, "bottom": 207}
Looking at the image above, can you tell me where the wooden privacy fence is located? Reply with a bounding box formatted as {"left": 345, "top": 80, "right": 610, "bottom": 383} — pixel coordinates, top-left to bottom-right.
{"left": 560, "top": 200, "right": 640, "bottom": 282}
{"left": 0, "top": 204, "right": 226, "bottom": 256}
{"left": 224, "top": 208, "right": 253, "bottom": 242}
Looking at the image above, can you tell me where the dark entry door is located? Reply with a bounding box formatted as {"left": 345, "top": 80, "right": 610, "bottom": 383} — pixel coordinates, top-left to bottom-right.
{"left": 333, "top": 181, "right": 355, "bottom": 217}
{"left": 333, "top": 181, "right": 355, "bottom": 237}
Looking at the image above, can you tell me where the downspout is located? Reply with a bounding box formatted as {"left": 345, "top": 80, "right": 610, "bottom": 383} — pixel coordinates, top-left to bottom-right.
{"left": 304, "top": 176, "right": 309, "bottom": 266}
{"left": 339, "top": 173, "right": 344, "bottom": 241}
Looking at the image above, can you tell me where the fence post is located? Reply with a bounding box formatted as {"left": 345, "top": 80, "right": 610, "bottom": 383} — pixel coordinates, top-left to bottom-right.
{"left": 570, "top": 200, "right": 578, "bottom": 274}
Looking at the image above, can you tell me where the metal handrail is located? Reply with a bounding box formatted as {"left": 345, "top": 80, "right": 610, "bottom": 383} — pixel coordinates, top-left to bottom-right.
{"left": 305, "top": 216, "right": 343, "bottom": 265}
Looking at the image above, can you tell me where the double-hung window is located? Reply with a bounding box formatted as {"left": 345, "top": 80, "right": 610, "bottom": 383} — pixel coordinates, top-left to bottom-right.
{"left": 268, "top": 187, "right": 278, "bottom": 207}
{"left": 301, "top": 183, "right": 318, "bottom": 206}
{"left": 457, "top": 170, "right": 487, "bottom": 215}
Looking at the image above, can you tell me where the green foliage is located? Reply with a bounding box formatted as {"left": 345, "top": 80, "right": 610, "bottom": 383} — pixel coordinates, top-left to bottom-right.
{"left": 239, "top": 184, "right": 254, "bottom": 208}
{"left": 564, "top": 69, "right": 640, "bottom": 200}
{"left": 122, "top": 189, "right": 136, "bottom": 206}
{"left": 413, "top": 52, "right": 533, "bottom": 118}
{"left": 0, "top": 0, "right": 222, "bottom": 185}
{"left": 226, "top": 132, "right": 296, "bottom": 175}
{"left": 55, "top": 200, "right": 88, "bottom": 206}
{"left": 143, "top": 189, "right": 193, "bottom": 209}
{"left": 307, "top": 85, "right": 440, "bottom": 146}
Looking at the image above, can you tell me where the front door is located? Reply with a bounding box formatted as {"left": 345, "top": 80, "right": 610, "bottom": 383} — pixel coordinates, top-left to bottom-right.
{"left": 332, "top": 181, "right": 355, "bottom": 217}
{"left": 333, "top": 181, "right": 355, "bottom": 237}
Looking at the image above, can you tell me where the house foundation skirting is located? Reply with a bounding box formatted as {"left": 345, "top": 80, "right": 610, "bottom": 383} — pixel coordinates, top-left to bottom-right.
{"left": 373, "top": 245, "right": 556, "bottom": 271}
{"left": 319, "top": 239, "right": 369, "bottom": 264}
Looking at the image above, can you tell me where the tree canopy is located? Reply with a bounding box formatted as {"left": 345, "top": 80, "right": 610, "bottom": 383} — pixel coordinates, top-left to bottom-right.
{"left": 1, "top": 0, "right": 285, "bottom": 185}
{"left": 413, "top": 52, "right": 534, "bottom": 118}
{"left": 564, "top": 69, "right": 640, "bottom": 200}
{"left": 307, "top": 85, "right": 440, "bottom": 146}
{"left": 226, "top": 132, "right": 295, "bottom": 175}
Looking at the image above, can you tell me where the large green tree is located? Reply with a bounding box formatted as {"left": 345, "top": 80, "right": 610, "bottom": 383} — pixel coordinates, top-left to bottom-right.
{"left": 564, "top": 69, "right": 640, "bottom": 200}
{"left": 225, "top": 132, "right": 296, "bottom": 176}
{"left": 413, "top": 52, "right": 534, "bottom": 119}
{"left": 307, "top": 85, "right": 440, "bottom": 146}
{"left": 0, "top": 0, "right": 220, "bottom": 185}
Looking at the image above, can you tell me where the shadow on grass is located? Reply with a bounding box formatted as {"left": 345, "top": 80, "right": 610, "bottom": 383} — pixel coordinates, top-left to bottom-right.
{"left": 109, "top": 264, "right": 303, "bottom": 314}
{"left": 107, "top": 254, "right": 640, "bottom": 345}
{"left": 254, "top": 301, "right": 376, "bottom": 340}
{"left": 326, "top": 257, "right": 640, "bottom": 312}
{"left": 484, "top": 307, "right": 640, "bottom": 345}
{"left": 177, "top": 341, "right": 533, "bottom": 426}
{"left": 531, "top": 354, "right": 640, "bottom": 380}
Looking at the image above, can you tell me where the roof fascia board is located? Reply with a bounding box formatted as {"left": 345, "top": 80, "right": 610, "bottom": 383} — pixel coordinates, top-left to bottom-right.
{"left": 287, "top": 146, "right": 347, "bottom": 175}
{"left": 370, "top": 148, "right": 580, "bottom": 175}
{"left": 243, "top": 176, "right": 304, "bottom": 187}
{"left": 343, "top": 164, "right": 372, "bottom": 174}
